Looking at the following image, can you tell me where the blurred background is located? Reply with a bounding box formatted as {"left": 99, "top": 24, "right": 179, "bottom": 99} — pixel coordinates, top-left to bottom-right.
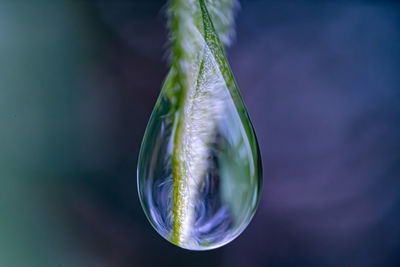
{"left": 1, "top": 0, "right": 400, "bottom": 266}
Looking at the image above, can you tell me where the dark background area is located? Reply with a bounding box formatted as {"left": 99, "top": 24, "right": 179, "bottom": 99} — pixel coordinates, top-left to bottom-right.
{"left": 1, "top": 0, "right": 400, "bottom": 266}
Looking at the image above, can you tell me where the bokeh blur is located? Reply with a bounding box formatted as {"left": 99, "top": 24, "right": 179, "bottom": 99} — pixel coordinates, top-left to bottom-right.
{"left": 1, "top": 0, "right": 399, "bottom": 266}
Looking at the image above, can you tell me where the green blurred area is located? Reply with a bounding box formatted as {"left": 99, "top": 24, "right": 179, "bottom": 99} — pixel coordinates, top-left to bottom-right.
{"left": 0, "top": 2, "right": 102, "bottom": 265}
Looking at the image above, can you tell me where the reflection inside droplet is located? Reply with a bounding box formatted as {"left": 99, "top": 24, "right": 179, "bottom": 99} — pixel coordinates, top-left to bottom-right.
{"left": 137, "top": 73, "right": 262, "bottom": 250}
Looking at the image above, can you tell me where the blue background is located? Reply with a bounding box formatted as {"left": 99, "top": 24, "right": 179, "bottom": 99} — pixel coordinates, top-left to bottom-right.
{"left": 0, "top": 0, "right": 399, "bottom": 266}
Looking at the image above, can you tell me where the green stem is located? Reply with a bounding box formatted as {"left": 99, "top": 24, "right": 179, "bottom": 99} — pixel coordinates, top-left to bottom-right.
{"left": 168, "top": 0, "right": 237, "bottom": 246}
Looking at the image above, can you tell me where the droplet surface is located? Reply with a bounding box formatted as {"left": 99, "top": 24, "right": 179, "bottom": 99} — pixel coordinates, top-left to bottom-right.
{"left": 137, "top": 0, "right": 262, "bottom": 250}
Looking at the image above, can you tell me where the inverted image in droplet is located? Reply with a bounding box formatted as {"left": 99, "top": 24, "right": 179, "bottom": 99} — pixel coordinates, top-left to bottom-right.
{"left": 137, "top": 0, "right": 262, "bottom": 250}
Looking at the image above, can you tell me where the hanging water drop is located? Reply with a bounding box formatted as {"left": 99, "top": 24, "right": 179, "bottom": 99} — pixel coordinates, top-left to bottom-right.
{"left": 137, "top": 0, "right": 262, "bottom": 250}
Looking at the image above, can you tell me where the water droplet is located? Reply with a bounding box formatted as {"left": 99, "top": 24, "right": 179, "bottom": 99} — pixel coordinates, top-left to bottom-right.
{"left": 137, "top": 0, "right": 262, "bottom": 250}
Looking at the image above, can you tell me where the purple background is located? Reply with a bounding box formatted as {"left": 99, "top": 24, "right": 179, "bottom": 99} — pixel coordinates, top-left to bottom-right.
{"left": 1, "top": 0, "right": 399, "bottom": 266}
